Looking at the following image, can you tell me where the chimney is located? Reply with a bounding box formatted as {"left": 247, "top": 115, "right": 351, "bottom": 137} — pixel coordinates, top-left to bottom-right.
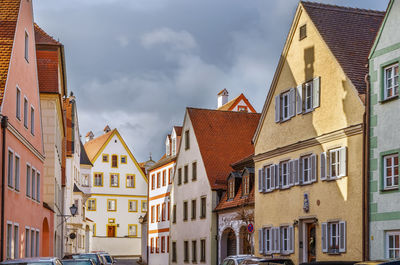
{"left": 104, "top": 125, "right": 111, "bottom": 134}
{"left": 217, "top": 89, "right": 229, "bottom": 108}
{"left": 85, "top": 131, "right": 94, "bottom": 142}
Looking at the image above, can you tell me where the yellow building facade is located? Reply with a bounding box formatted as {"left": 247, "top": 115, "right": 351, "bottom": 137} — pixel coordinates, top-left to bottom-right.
{"left": 253, "top": 2, "right": 383, "bottom": 263}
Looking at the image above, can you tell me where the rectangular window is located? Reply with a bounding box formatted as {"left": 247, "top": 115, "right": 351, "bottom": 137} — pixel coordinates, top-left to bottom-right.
{"left": 387, "top": 231, "right": 400, "bottom": 259}
{"left": 384, "top": 154, "right": 399, "bottom": 189}
{"left": 162, "top": 170, "right": 166, "bottom": 186}
{"left": 185, "top": 130, "right": 190, "bottom": 150}
{"left": 102, "top": 154, "right": 109, "bottom": 162}
{"left": 200, "top": 239, "right": 206, "bottom": 262}
{"left": 94, "top": 173, "right": 103, "bottom": 187}
{"left": 151, "top": 174, "right": 155, "bottom": 190}
{"left": 172, "top": 242, "right": 177, "bottom": 262}
{"left": 184, "top": 241, "right": 189, "bottom": 262}
{"left": 16, "top": 87, "right": 21, "bottom": 120}
{"left": 30, "top": 230, "right": 35, "bottom": 257}
{"left": 265, "top": 165, "right": 272, "bottom": 191}
{"left": 330, "top": 148, "right": 341, "bottom": 179}
{"left": 167, "top": 201, "right": 170, "bottom": 220}
{"left": 151, "top": 206, "right": 155, "bottom": 223}
{"left": 24, "top": 98, "right": 28, "bottom": 128}
{"left": 329, "top": 222, "right": 340, "bottom": 253}
{"left": 26, "top": 165, "right": 31, "bottom": 197}
{"left": 128, "top": 200, "right": 137, "bottom": 212}
{"left": 111, "top": 155, "right": 118, "bottom": 168}
{"left": 30, "top": 107, "right": 34, "bottom": 135}
{"left": 150, "top": 238, "right": 154, "bottom": 253}
{"left": 8, "top": 150, "right": 13, "bottom": 188}
{"left": 167, "top": 236, "right": 170, "bottom": 253}
{"left": 110, "top": 174, "right": 119, "bottom": 187}
{"left": 264, "top": 227, "right": 272, "bottom": 254}
{"left": 281, "top": 226, "right": 289, "bottom": 253}
{"left": 24, "top": 32, "right": 29, "bottom": 62}
{"left": 162, "top": 203, "right": 166, "bottom": 221}
{"left": 192, "top": 240, "right": 197, "bottom": 262}
{"left": 6, "top": 223, "right": 12, "bottom": 259}
{"left": 191, "top": 199, "right": 196, "bottom": 220}
{"left": 157, "top": 172, "right": 161, "bottom": 188}
{"left": 243, "top": 175, "right": 249, "bottom": 195}
{"left": 36, "top": 172, "right": 40, "bottom": 201}
{"left": 126, "top": 175, "right": 135, "bottom": 188}
{"left": 128, "top": 225, "right": 137, "bottom": 237}
{"left": 168, "top": 167, "right": 173, "bottom": 184}
{"left": 304, "top": 82, "right": 313, "bottom": 112}
{"left": 161, "top": 236, "right": 165, "bottom": 253}
{"left": 141, "top": 201, "right": 147, "bottom": 212}
{"left": 107, "top": 199, "right": 116, "bottom": 211}
{"left": 183, "top": 201, "right": 188, "bottom": 221}
{"left": 280, "top": 161, "right": 289, "bottom": 188}
{"left": 172, "top": 204, "right": 176, "bottom": 223}
{"left": 192, "top": 162, "right": 197, "bottom": 181}
{"left": 14, "top": 225, "right": 19, "bottom": 259}
{"left": 25, "top": 228, "right": 30, "bottom": 257}
{"left": 121, "top": 156, "right": 127, "bottom": 164}
{"left": 156, "top": 237, "right": 159, "bottom": 253}
{"left": 228, "top": 179, "right": 235, "bottom": 199}
{"left": 200, "top": 197, "right": 206, "bottom": 219}
{"left": 299, "top": 24, "right": 307, "bottom": 40}
{"left": 156, "top": 204, "right": 160, "bottom": 222}
{"left": 35, "top": 231, "right": 39, "bottom": 257}
{"left": 88, "top": 199, "right": 96, "bottom": 211}
{"left": 178, "top": 168, "right": 182, "bottom": 185}
{"left": 302, "top": 156, "right": 312, "bottom": 184}
{"left": 384, "top": 63, "right": 399, "bottom": 100}
{"left": 184, "top": 165, "right": 188, "bottom": 183}
{"left": 281, "top": 91, "right": 290, "bottom": 121}
{"left": 31, "top": 168, "right": 36, "bottom": 200}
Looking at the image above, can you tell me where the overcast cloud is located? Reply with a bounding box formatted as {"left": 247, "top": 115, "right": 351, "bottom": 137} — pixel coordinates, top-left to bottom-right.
{"left": 33, "top": 0, "right": 389, "bottom": 162}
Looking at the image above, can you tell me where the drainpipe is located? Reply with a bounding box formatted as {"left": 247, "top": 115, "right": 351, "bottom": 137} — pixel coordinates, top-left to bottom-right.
{"left": 1, "top": 115, "right": 8, "bottom": 261}
{"left": 363, "top": 73, "right": 371, "bottom": 261}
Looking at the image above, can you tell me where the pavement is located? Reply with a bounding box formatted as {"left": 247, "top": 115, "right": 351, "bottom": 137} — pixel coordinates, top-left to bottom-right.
{"left": 115, "top": 258, "right": 139, "bottom": 265}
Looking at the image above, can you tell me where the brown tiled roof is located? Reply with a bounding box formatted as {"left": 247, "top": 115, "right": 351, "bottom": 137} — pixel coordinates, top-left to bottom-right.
{"left": 188, "top": 108, "right": 260, "bottom": 190}
{"left": 0, "top": 0, "right": 20, "bottom": 106}
{"left": 215, "top": 184, "right": 254, "bottom": 211}
{"left": 218, "top": 93, "right": 256, "bottom": 112}
{"left": 36, "top": 48, "right": 60, "bottom": 93}
{"left": 83, "top": 129, "right": 114, "bottom": 161}
{"left": 301, "top": 1, "right": 384, "bottom": 95}
{"left": 34, "top": 23, "right": 61, "bottom": 46}
{"left": 173, "top": 126, "right": 182, "bottom": 136}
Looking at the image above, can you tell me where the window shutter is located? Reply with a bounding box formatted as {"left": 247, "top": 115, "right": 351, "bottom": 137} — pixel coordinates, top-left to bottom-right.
{"left": 278, "top": 164, "right": 282, "bottom": 189}
{"left": 276, "top": 227, "right": 281, "bottom": 253}
{"left": 271, "top": 165, "right": 275, "bottom": 191}
{"left": 339, "top": 221, "right": 346, "bottom": 253}
{"left": 289, "top": 160, "right": 294, "bottom": 186}
{"left": 294, "top": 159, "right": 300, "bottom": 185}
{"left": 339, "top": 147, "right": 347, "bottom": 177}
{"left": 289, "top": 88, "right": 296, "bottom": 117}
{"left": 312, "top": 76, "right": 320, "bottom": 109}
{"left": 258, "top": 169, "right": 263, "bottom": 193}
{"left": 311, "top": 154, "right": 317, "bottom": 183}
{"left": 320, "top": 152, "right": 327, "bottom": 181}
{"left": 296, "top": 84, "right": 303, "bottom": 115}
{"left": 289, "top": 226, "right": 294, "bottom": 253}
{"left": 271, "top": 227, "right": 275, "bottom": 254}
{"left": 264, "top": 167, "right": 268, "bottom": 192}
{"left": 261, "top": 168, "right": 265, "bottom": 192}
{"left": 299, "top": 158, "right": 304, "bottom": 184}
{"left": 275, "top": 95, "right": 281, "bottom": 123}
{"left": 259, "top": 228, "right": 264, "bottom": 254}
{"left": 321, "top": 222, "right": 328, "bottom": 253}
{"left": 275, "top": 165, "right": 280, "bottom": 189}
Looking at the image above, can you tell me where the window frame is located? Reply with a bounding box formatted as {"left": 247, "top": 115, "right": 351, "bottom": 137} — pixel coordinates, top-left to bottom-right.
{"left": 183, "top": 201, "right": 188, "bottom": 221}
{"left": 110, "top": 173, "right": 119, "bottom": 188}
{"left": 7, "top": 149, "right": 14, "bottom": 188}
{"left": 184, "top": 165, "right": 188, "bottom": 183}
{"left": 302, "top": 155, "right": 312, "bottom": 184}
{"left": 23, "top": 97, "right": 28, "bottom": 128}
{"left": 281, "top": 91, "right": 291, "bottom": 121}
{"left": 383, "top": 63, "right": 399, "bottom": 101}
{"left": 107, "top": 199, "right": 117, "bottom": 212}
{"left": 126, "top": 174, "right": 135, "bottom": 188}
{"left": 141, "top": 200, "right": 147, "bottom": 213}
{"left": 172, "top": 204, "right": 177, "bottom": 223}
{"left": 121, "top": 155, "right": 127, "bottom": 164}
{"left": 128, "top": 224, "right": 137, "bottom": 237}
{"left": 24, "top": 31, "right": 29, "bottom": 62}
{"left": 93, "top": 172, "right": 104, "bottom": 187}
{"left": 162, "top": 170, "right": 166, "bottom": 186}
{"left": 304, "top": 81, "right": 313, "bottom": 113}
{"left": 184, "top": 241, "right": 189, "bottom": 262}
{"left": 192, "top": 162, "right": 197, "bottom": 181}
{"left": 386, "top": 231, "right": 400, "bottom": 259}
{"left": 329, "top": 148, "right": 341, "bottom": 179}
{"left": 102, "top": 154, "right": 109, "bottom": 163}
{"left": 87, "top": 198, "right": 97, "bottom": 211}
{"left": 177, "top": 168, "right": 182, "bottom": 185}
{"left": 383, "top": 154, "right": 399, "bottom": 190}
{"left": 280, "top": 226, "right": 290, "bottom": 254}
{"left": 280, "top": 161, "right": 290, "bottom": 188}
{"left": 328, "top": 222, "right": 340, "bottom": 254}
{"left": 191, "top": 199, "right": 196, "bottom": 220}
{"left": 111, "top": 154, "right": 118, "bottom": 168}
{"left": 185, "top": 130, "right": 190, "bottom": 150}
{"left": 30, "top": 105, "right": 35, "bottom": 135}
{"left": 192, "top": 240, "right": 197, "bottom": 262}
{"left": 200, "top": 196, "right": 206, "bottom": 219}
{"left": 16, "top": 86, "right": 21, "bottom": 120}
{"left": 128, "top": 200, "right": 138, "bottom": 212}
{"left": 200, "top": 239, "right": 206, "bottom": 262}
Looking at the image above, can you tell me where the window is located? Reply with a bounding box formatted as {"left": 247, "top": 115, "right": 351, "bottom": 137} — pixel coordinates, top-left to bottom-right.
{"left": 31, "top": 168, "right": 36, "bottom": 200}
{"left": 157, "top": 172, "right": 161, "bottom": 188}
{"left": 263, "top": 165, "right": 273, "bottom": 192}
{"left": 150, "top": 238, "right": 154, "bottom": 253}
{"left": 191, "top": 199, "right": 196, "bottom": 220}
{"left": 322, "top": 147, "right": 347, "bottom": 180}
{"left": 184, "top": 241, "right": 189, "bottom": 262}
{"left": 102, "top": 154, "right": 109, "bottom": 162}
{"left": 185, "top": 130, "right": 190, "bottom": 150}
{"left": 172, "top": 242, "right": 177, "bottom": 262}
{"left": 200, "top": 197, "right": 206, "bottom": 219}
{"left": 228, "top": 179, "right": 235, "bottom": 199}
{"left": 383, "top": 154, "right": 398, "bottom": 189}
{"left": 161, "top": 236, "right": 165, "bottom": 253}
{"left": 172, "top": 138, "right": 176, "bottom": 156}
{"left": 25, "top": 228, "right": 30, "bottom": 257}
{"left": 243, "top": 175, "right": 250, "bottom": 196}
{"left": 192, "top": 162, "right": 197, "bottom": 181}
{"left": 30, "top": 229, "right": 35, "bottom": 257}
{"left": 281, "top": 226, "right": 290, "bottom": 253}
{"left": 192, "top": 240, "right": 197, "bottom": 262}
{"left": 177, "top": 168, "right": 182, "bottom": 185}
{"left": 36, "top": 172, "right": 40, "bottom": 201}
{"left": 128, "top": 200, "right": 137, "bottom": 212}
{"left": 200, "top": 239, "right": 206, "bottom": 262}
{"left": 156, "top": 204, "right": 160, "bottom": 222}
{"left": 126, "top": 175, "right": 135, "bottom": 188}
{"left": 35, "top": 231, "right": 39, "bottom": 257}
{"left": 162, "top": 170, "right": 166, "bottom": 186}
{"left": 184, "top": 165, "right": 188, "bottom": 183}
{"left": 6, "top": 223, "right": 12, "bottom": 259}
{"left": 107, "top": 199, "right": 116, "bottom": 211}
{"left": 74, "top": 199, "right": 79, "bottom": 215}
{"left": 24, "top": 31, "right": 29, "bottom": 62}
{"left": 168, "top": 202, "right": 170, "bottom": 220}
{"left": 24, "top": 98, "right": 28, "bottom": 128}
{"left": 168, "top": 167, "right": 173, "bottom": 184}
{"left": 330, "top": 149, "right": 340, "bottom": 178}
{"left": 14, "top": 225, "right": 19, "bottom": 259}
{"left": 30, "top": 106, "right": 34, "bottom": 135}
{"left": 238, "top": 106, "right": 248, "bottom": 112}
{"left": 322, "top": 221, "right": 346, "bottom": 254}
{"left": 162, "top": 203, "right": 166, "bottom": 221}
{"left": 281, "top": 91, "right": 290, "bottom": 121}
{"left": 94, "top": 173, "right": 103, "bottom": 187}
{"left": 280, "top": 161, "right": 289, "bottom": 188}
{"left": 183, "top": 201, "right": 188, "bottom": 221}
{"left": 8, "top": 150, "right": 13, "bottom": 188}
{"left": 300, "top": 24, "right": 307, "bottom": 40}
{"left": 110, "top": 173, "right": 119, "bottom": 187}
{"left": 128, "top": 225, "right": 137, "bottom": 237}
{"left": 151, "top": 174, "right": 155, "bottom": 190}
{"left": 384, "top": 63, "right": 399, "bottom": 100}
{"left": 88, "top": 199, "right": 96, "bottom": 211}
{"left": 387, "top": 231, "right": 400, "bottom": 259}
{"left": 141, "top": 201, "right": 147, "bottom": 212}
{"left": 121, "top": 156, "right": 127, "bottom": 164}
{"left": 302, "top": 156, "right": 312, "bottom": 184}
{"left": 16, "top": 87, "right": 21, "bottom": 120}
{"left": 264, "top": 227, "right": 272, "bottom": 254}
{"left": 172, "top": 204, "right": 176, "bottom": 223}
{"left": 151, "top": 206, "right": 155, "bottom": 223}
{"left": 304, "top": 82, "right": 313, "bottom": 112}
{"left": 111, "top": 155, "right": 118, "bottom": 168}
{"left": 26, "top": 165, "right": 30, "bottom": 197}
{"left": 167, "top": 236, "right": 170, "bottom": 253}
{"left": 156, "top": 237, "right": 159, "bottom": 253}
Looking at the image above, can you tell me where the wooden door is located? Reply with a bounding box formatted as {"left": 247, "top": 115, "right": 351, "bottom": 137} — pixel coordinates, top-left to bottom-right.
{"left": 107, "top": 225, "right": 116, "bottom": 237}
{"left": 307, "top": 223, "right": 316, "bottom": 262}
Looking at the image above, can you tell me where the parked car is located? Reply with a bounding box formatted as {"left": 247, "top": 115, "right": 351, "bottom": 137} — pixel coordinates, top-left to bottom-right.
{"left": 99, "top": 253, "right": 115, "bottom": 265}
{"left": 300, "top": 262, "right": 358, "bottom": 265}
{"left": 62, "top": 259, "right": 96, "bottom": 265}
{"left": 221, "top": 255, "right": 255, "bottom": 265}
{"left": 63, "top": 253, "right": 105, "bottom": 265}
{"left": 0, "top": 257, "right": 62, "bottom": 265}
{"left": 241, "top": 257, "right": 295, "bottom": 265}
{"left": 355, "top": 261, "right": 400, "bottom": 265}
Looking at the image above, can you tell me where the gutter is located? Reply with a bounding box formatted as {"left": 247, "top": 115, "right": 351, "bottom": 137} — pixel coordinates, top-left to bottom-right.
{"left": 1, "top": 115, "right": 8, "bottom": 261}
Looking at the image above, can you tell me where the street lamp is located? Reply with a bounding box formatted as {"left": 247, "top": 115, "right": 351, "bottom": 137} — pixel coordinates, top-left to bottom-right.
{"left": 138, "top": 215, "right": 144, "bottom": 224}
{"left": 69, "top": 204, "right": 78, "bottom": 217}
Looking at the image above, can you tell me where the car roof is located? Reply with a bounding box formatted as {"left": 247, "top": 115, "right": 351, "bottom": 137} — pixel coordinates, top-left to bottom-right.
{"left": 1, "top": 257, "right": 59, "bottom": 263}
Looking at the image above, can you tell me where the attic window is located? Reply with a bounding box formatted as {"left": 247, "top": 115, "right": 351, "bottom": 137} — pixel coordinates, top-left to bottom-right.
{"left": 300, "top": 24, "right": 307, "bottom": 40}
{"left": 228, "top": 179, "right": 235, "bottom": 200}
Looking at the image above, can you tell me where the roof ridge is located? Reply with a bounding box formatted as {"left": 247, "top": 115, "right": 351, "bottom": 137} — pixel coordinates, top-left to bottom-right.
{"left": 301, "top": 1, "right": 385, "bottom": 16}
{"left": 187, "top": 106, "right": 260, "bottom": 114}
{"left": 34, "top": 23, "right": 61, "bottom": 45}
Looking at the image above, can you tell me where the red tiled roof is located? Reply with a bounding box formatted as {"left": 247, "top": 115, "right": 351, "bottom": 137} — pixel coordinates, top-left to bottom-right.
{"left": 0, "top": 0, "right": 20, "bottom": 106}
{"left": 301, "top": 1, "right": 384, "bottom": 96}
{"left": 174, "top": 126, "right": 182, "bottom": 136}
{"left": 34, "top": 23, "right": 61, "bottom": 46}
{"left": 36, "top": 49, "right": 59, "bottom": 93}
{"left": 83, "top": 129, "right": 114, "bottom": 161}
{"left": 215, "top": 184, "right": 254, "bottom": 211}
{"left": 187, "top": 108, "right": 260, "bottom": 190}
{"left": 217, "top": 93, "right": 257, "bottom": 113}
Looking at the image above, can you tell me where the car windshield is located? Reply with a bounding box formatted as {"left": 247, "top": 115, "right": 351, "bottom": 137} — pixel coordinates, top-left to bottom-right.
{"left": 237, "top": 259, "right": 245, "bottom": 264}
{"left": 62, "top": 261, "right": 92, "bottom": 265}
{"left": 103, "top": 255, "right": 112, "bottom": 263}
{"left": 73, "top": 255, "right": 98, "bottom": 263}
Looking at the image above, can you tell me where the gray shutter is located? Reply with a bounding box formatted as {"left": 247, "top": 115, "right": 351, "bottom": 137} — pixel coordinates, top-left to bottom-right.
{"left": 275, "top": 165, "right": 280, "bottom": 189}
{"left": 320, "top": 152, "right": 327, "bottom": 181}
{"left": 259, "top": 228, "right": 264, "bottom": 254}
{"left": 261, "top": 168, "right": 265, "bottom": 193}
{"left": 299, "top": 157, "right": 304, "bottom": 185}
{"left": 278, "top": 164, "right": 282, "bottom": 189}
{"left": 276, "top": 227, "right": 281, "bottom": 253}
{"left": 339, "top": 221, "right": 346, "bottom": 253}
{"left": 322, "top": 222, "right": 328, "bottom": 253}
{"left": 313, "top": 76, "right": 320, "bottom": 109}
{"left": 264, "top": 167, "right": 268, "bottom": 192}
{"left": 271, "top": 165, "right": 275, "bottom": 191}
{"left": 264, "top": 228, "right": 269, "bottom": 254}
{"left": 289, "top": 226, "right": 294, "bottom": 253}
{"left": 275, "top": 95, "right": 280, "bottom": 123}
{"left": 271, "top": 227, "right": 275, "bottom": 254}
{"left": 289, "top": 160, "right": 294, "bottom": 186}
{"left": 294, "top": 159, "right": 300, "bottom": 185}
{"left": 258, "top": 169, "right": 263, "bottom": 192}
{"left": 311, "top": 154, "right": 317, "bottom": 183}
{"left": 289, "top": 88, "right": 296, "bottom": 117}
{"left": 339, "top": 147, "right": 347, "bottom": 177}
{"left": 296, "top": 84, "right": 303, "bottom": 115}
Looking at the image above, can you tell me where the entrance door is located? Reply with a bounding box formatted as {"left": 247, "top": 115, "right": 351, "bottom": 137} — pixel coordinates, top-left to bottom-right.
{"left": 306, "top": 223, "right": 316, "bottom": 262}
{"left": 107, "top": 225, "right": 116, "bottom": 237}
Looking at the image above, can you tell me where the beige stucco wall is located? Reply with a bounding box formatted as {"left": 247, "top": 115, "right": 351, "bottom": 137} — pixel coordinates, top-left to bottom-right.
{"left": 254, "top": 5, "right": 365, "bottom": 264}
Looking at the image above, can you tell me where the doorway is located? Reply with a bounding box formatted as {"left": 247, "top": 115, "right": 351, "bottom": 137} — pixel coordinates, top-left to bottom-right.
{"left": 107, "top": 225, "right": 116, "bottom": 237}
{"left": 305, "top": 223, "right": 316, "bottom": 262}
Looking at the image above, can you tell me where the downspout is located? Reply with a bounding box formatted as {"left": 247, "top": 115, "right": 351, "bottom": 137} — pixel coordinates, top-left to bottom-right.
{"left": 1, "top": 115, "right": 8, "bottom": 261}
{"left": 363, "top": 73, "right": 371, "bottom": 261}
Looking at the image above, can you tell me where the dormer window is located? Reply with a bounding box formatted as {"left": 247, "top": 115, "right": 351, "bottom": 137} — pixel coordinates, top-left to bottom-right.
{"left": 172, "top": 138, "right": 176, "bottom": 156}
{"left": 243, "top": 175, "right": 249, "bottom": 196}
{"left": 228, "top": 179, "right": 235, "bottom": 200}
{"left": 166, "top": 139, "right": 170, "bottom": 156}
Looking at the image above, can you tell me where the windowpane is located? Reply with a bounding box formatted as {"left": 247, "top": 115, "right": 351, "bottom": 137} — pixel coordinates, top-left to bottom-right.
{"left": 24, "top": 98, "right": 28, "bottom": 128}
{"left": 30, "top": 107, "right": 34, "bottom": 135}
{"left": 111, "top": 155, "right": 118, "bottom": 168}
{"left": 384, "top": 64, "right": 399, "bottom": 99}
{"left": 384, "top": 154, "right": 399, "bottom": 189}
{"left": 31, "top": 168, "right": 36, "bottom": 200}
{"left": 110, "top": 174, "right": 119, "bottom": 187}
{"left": 16, "top": 88, "right": 21, "bottom": 119}
{"left": 184, "top": 165, "right": 188, "bottom": 183}
{"left": 36, "top": 172, "right": 40, "bottom": 201}
{"left": 6, "top": 224, "right": 12, "bottom": 259}
{"left": 8, "top": 151, "right": 13, "bottom": 188}
{"left": 26, "top": 165, "right": 31, "bottom": 197}
{"left": 25, "top": 32, "right": 29, "bottom": 61}
{"left": 15, "top": 156, "right": 20, "bottom": 190}
{"left": 14, "top": 225, "right": 19, "bottom": 259}
{"left": 127, "top": 175, "right": 135, "bottom": 188}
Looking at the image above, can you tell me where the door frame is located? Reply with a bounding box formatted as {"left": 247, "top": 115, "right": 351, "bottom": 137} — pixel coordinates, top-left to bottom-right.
{"left": 106, "top": 224, "right": 117, "bottom": 237}
{"left": 300, "top": 217, "right": 317, "bottom": 263}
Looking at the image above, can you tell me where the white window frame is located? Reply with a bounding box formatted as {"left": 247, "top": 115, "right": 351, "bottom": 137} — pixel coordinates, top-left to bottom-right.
{"left": 386, "top": 231, "right": 400, "bottom": 259}
{"left": 329, "top": 222, "right": 340, "bottom": 254}
{"left": 110, "top": 174, "right": 118, "bottom": 187}
{"left": 280, "top": 161, "right": 289, "bottom": 188}
{"left": 329, "top": 148, "right": 341, "bottom": 179}
{"left": 383, "top": 154, "right": 399, "bottom": 190}
{"left": 302, "top": 156, "right": 312, "bottom": 184}
{"left": 264, "top": 227, "right": 272, "bottom": 254}
{"left": 384, "top": 63, "right": 399, "bottom": 100}
{"left": 281, "top": 226, "right": 290, "bottom": 254}
{"left": 265, "top": 166, "right": 272, "bottom": 192}
{"left": 281, "top": 91, "right": 290, "bottom": 121}
{"left": 304, "top": 82, "right": 313, "bottom": 112}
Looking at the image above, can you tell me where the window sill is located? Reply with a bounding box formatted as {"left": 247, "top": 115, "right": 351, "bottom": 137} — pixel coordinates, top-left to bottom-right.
{"left": 380, "top": 95, "right": 399, "bottom": 104}
{"left": 381, "top": 186, "right": 399, "bottom": 192}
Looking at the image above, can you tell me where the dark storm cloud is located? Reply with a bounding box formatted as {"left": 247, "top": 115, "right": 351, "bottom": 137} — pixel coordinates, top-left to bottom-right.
{"left": 33, "top": 0, "right": 389, "bottom": 162}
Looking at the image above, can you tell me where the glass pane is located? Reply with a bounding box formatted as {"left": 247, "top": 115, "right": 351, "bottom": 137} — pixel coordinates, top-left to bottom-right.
{"left": 390, "top": 249, "right": 394, "bottom": 259}
{"left": 395, "top": 176, "right": 399, "bottom": 186}
{"left": 387, "top": 178, "right": 392, "bottom": 187}
{"left": 388, "top": 167, "right": 393, "bottom": 177}
{"left": 389, "top": 235, "right": 394, "bottom": 248}
{"left": 396, "top": 235, "right": 399, "bottom": 248}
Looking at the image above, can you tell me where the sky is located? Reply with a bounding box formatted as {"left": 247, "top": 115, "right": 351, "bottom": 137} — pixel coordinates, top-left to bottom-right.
{"left": 33, "top": 0, "right": 389, "bottom": 162}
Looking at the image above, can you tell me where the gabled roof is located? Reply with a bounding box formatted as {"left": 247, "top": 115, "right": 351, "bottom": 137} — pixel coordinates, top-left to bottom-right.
{"left": 80, "top": 141, "right": 92, "bottom": 166}
{"left": 0, "top": 0, "right": 21, "bottom": 107}
{"left": 173, "top": 126, "right": 182, "bottom": 136}
{"left": 218, "top": 88, "right": 228, "bottom": 96}
{"left": 34, "top": 23, "right": 61, "bottom": 46}
{"left": 217, "top": 93, "right": 256, "bottom": 113}
{"left": 187, "top": 108, "right": 260, "bottom": 190}
{"left": 301, "top": 1, "right": 384, "bottom": 95}
{"left": 214, "top": 182, "right": 254, "bottom": 212}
